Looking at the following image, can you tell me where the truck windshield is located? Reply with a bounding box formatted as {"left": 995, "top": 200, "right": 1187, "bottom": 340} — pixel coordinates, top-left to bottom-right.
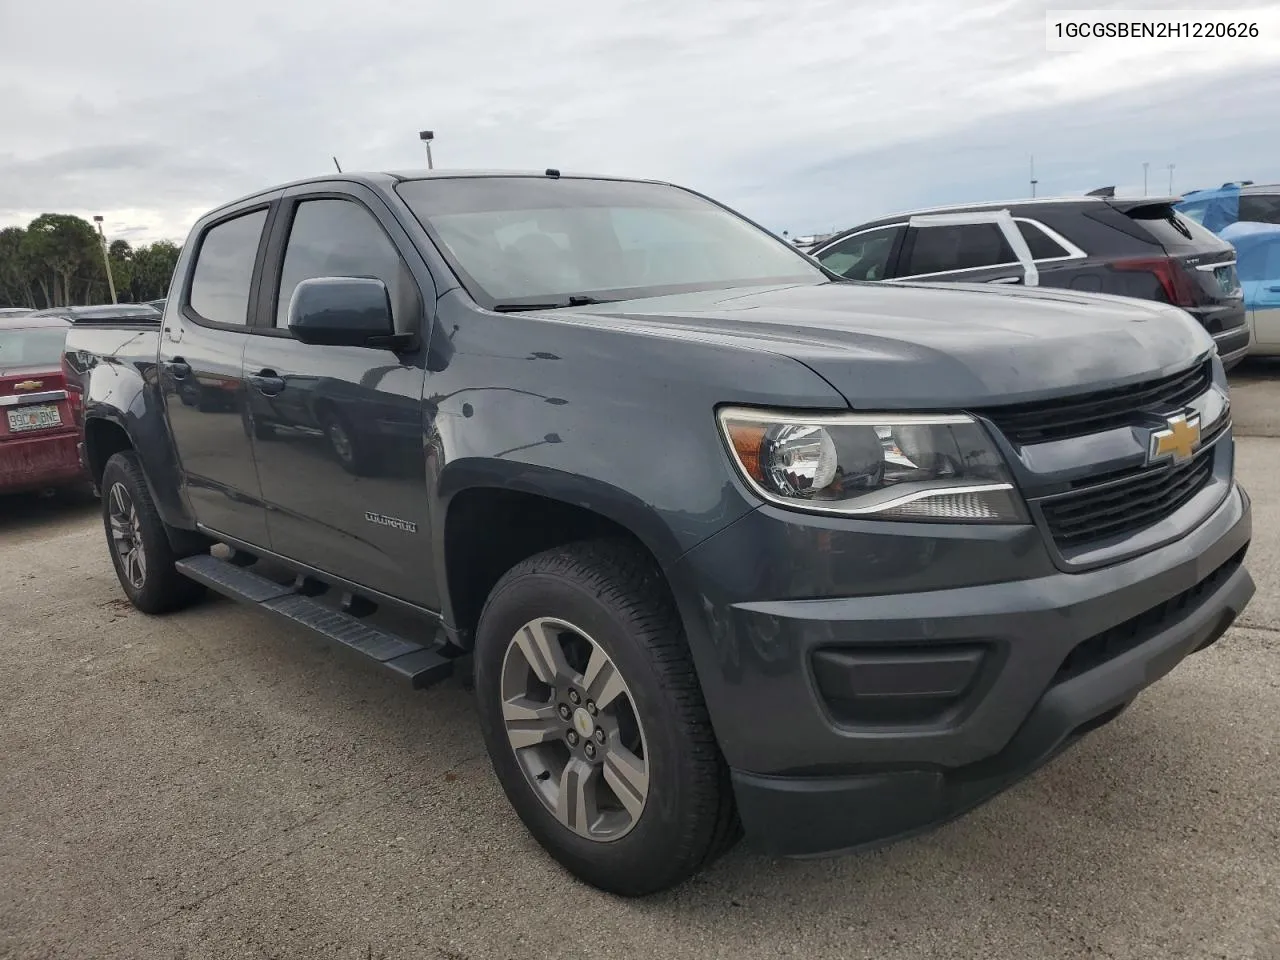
{"left": 396, "top": 176, "right": 824, "bottom": 307}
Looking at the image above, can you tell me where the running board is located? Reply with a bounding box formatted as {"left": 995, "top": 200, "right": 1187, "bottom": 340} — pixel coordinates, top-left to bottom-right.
{"left": 175, "top": 554, "right": 454, "bottom": 688}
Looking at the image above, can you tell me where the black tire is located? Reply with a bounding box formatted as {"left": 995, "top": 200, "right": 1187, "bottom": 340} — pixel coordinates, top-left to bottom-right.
{"left": 474, "top": 539, "right": 739, "bottom": 896}
{"left": 100, "top": 451, "right": 206, "bottom": 615}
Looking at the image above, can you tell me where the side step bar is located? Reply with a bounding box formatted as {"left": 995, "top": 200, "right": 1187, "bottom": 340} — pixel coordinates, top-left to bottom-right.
{"left": 175, "top": 554, "right": 455, "bottom": 688}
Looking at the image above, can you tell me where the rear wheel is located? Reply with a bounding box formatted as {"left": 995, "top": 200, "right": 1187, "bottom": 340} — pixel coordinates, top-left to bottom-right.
{"left": 474, "top": 539, "right": 739, "bottom": 896}
{"left": 101, "top": 451, "right": 205, "bottom": 614}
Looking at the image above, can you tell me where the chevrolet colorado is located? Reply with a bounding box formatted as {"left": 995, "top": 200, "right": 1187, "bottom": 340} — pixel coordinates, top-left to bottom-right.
{"left": 63, "top": 171, "right": 1254, "bottom": 896}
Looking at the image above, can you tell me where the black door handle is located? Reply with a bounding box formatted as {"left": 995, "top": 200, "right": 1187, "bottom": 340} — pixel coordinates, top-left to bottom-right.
{"left": 248, "top": 370, "right": 286, "bottom": 396}
{"left": 165, "top": 358, "right": 191, "bottom": 379}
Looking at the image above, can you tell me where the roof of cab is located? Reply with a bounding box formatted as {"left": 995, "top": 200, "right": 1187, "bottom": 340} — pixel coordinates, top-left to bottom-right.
{"left": 203, "top": 168, "right": 664, "bottom": 220}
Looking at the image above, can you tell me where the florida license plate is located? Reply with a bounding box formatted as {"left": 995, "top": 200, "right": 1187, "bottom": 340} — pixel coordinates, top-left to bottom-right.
{"left": 6, "top": 404, "right": 62, "bottom": 433}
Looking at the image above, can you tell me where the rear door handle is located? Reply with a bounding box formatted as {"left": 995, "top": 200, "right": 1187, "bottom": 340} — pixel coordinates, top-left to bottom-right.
{"left": 248, "top": 370, "right": 286, "bottom": 396}
{"left": 1266, "top": 285, "right": 1280, "bottom": 293}
{"left": 164, "top": 358, "right": 191, "bottom": 379}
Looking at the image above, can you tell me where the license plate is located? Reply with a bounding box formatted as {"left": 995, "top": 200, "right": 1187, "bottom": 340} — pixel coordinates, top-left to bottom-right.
{"left": 6, "top": 404, "right": 62, "bottom": 433}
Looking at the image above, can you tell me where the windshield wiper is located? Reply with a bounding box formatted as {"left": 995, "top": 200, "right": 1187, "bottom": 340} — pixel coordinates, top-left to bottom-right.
{"left": 493, "top": 295, "right": 621, "bottom": 313}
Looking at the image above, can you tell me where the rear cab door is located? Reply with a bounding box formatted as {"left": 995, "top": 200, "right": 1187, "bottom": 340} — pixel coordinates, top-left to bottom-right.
{"left": 159, "top": 193, "right": 281, "bottom": 547}
{"left": 240, "top": 180, "right": 438, "bottom": 608}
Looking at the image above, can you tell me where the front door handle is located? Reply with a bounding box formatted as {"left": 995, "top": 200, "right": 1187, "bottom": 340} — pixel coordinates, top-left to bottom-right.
{"left": 1266, "top": 285, "right": 1280, "bottom": 293}
{"left": 248, "top": 370, "right": 286, "bottom": 396}
{"left": 164, "top": 358, "right": 191, "bottom": 379}
{"left": 986, "top": 276, "right": 1022, "bottom": 285}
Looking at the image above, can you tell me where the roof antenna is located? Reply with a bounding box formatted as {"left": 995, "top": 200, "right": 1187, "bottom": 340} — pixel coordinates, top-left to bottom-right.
{"left": 545, "top": 168, "right": 561, "bottom": 179}
{"left": 332, "top": 156, "right": 343, "bottom": 173}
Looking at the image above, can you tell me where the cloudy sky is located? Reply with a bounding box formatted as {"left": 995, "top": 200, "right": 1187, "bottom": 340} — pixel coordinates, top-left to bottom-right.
{"left": 2, "top": 0, "right": 1279, "bottom": 244}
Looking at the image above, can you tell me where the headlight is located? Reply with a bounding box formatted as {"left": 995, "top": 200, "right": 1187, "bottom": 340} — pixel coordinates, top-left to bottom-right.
{"left": 717, "top": 407, "right": 1026, "bottom": 523}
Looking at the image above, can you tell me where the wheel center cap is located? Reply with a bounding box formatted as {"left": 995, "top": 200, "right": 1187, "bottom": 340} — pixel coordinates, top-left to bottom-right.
{"left": 572, "top": 707, "right": 594, "bottom": 739}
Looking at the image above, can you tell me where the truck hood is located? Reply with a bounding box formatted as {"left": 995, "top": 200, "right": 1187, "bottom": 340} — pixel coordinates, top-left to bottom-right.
{"left": 570, "top": 281, "right": 1214, "bottom": 408}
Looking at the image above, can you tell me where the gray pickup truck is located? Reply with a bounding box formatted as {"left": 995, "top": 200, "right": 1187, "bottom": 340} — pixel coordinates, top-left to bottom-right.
{"left": 63, "top": 170, "right": 1254, "bottom": 896}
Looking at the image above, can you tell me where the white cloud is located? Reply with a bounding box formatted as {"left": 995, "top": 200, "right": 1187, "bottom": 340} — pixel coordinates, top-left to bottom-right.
{"left": 1, "top": 0, "right": 1278, "bottom": 242}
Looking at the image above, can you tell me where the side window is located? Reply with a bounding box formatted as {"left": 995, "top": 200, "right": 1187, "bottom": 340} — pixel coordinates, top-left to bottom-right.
{"left": 276, "top": 199, "right": 406, "bottom": 327}
{"left": 815, "top": 226, "right": 901, "bottom": 281}
{"left": 1239, "top": 195, "right": 1280, "bottom": 224}
{"left": 903, "top": 223, "right": 1015, "bottom": 276}
{"left": 1016, "top": 221, "right": 1071, "bottom": 260}
{"left": 188, "top": 209, "right": 268, "bottom": 327}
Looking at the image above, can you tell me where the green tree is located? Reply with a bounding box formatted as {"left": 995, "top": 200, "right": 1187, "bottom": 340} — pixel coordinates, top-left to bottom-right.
{"left": 22, "top": 213, "right": 100, "bottom": 307}
{"left": 0, "top": 215, "right": 181, "bottom": 308}
{"left": 131, "top": 240, "right": 181, "bottom": 301}
{"left": 107, "top": 238, "right": 135, "bottom": 302}
{"left": 0, "top": 226, "right": 35, "bottom": 308}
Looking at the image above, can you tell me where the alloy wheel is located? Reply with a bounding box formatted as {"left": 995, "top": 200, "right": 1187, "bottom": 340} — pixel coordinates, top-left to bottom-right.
{"left": 499, "top": 617, "right": 650, "bottom": 841}
{"left": 107, "top": 481, "right": 147, "bottom": 589}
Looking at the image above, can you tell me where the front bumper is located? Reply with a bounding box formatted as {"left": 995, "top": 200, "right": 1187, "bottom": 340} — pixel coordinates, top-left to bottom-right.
{"left": 670, "top": 480, "right": 1253, "bottom": 857}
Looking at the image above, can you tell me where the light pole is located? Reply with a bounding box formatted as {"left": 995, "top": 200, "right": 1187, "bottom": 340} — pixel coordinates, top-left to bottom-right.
{"left": 419, "top": 130, "right": 435, "bottom": 170}
{"left": 1029, "top": 155, "right": 1037, "bottom": 198}
{"left": 1142, "top": 162, "right": 1149, "bottom": 197}
{"left": 1168, "top": 163, "right": 1175, "bottom": 194}
{"left": 92, "top": 215, "right": 118, "bottom": 305}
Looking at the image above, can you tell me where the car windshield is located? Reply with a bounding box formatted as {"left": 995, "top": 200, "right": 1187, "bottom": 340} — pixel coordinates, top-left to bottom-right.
{"left": 0, "top": 326, "right": 67, "bottom": 370}
{"left": 396, "top": 176, "right": 824, "bottom": 307}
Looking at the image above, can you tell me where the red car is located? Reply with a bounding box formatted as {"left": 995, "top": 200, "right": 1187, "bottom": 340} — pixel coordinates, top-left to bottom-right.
{"left": 0, "top": 314, "right": 88, "bottom": 496}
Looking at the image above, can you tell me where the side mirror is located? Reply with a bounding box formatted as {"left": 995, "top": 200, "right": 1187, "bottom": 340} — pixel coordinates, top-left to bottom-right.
{"left": 287, "top": 277, "right": 394, "bottom": 347}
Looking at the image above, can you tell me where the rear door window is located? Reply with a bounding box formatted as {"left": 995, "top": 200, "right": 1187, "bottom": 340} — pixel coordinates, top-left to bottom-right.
{"left": 815, "top": 226, "right": 902, "bottom": 280}
{"left": 1016, "top": 221, "right": 1070, "bottom": 260}
{"left": 903, "top": 222, "right": 1015, "bottom": 276}
{"left": 188, "top": 209, "right": 269, "bottom": 326}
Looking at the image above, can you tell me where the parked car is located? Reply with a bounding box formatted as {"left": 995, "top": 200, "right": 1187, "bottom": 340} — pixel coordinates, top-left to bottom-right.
{"left": 1176, "top": 182, "right": 1280, "bottom": 233}
{"left": 64, "top": 170, "right": 1252, "bottom": 897}
{"left": 0, "top": 313, "right": 89, "bottom": 497}
{"left": 810, "top": 195, "right": 1251, "bottom": 370}
{"left": 1219, "top": 221, "right": 1280, "bottom": 356}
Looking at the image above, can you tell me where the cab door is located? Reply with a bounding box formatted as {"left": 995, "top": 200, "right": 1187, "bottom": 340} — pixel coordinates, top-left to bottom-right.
{"left": 159, "top": 198, "right": 277, "bottom": 547}
{"left": 241, "top": 183, "right": 438, "bottom": 607}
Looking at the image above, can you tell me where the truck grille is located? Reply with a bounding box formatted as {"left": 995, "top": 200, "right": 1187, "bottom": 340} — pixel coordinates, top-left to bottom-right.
{"left": 981, "top": 360, "right": 1212, "bottom": 446}
{"left": 1039, "top": 445, "right": 1215, "bottom": 549}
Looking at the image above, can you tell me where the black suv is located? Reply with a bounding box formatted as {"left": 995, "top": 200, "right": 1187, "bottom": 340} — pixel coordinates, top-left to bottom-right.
{"left": 810, "top": 196, "right": 1251, "bottom": 369}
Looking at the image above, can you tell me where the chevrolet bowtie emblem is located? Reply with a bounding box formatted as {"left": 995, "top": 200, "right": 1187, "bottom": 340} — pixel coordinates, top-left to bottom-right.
{"left": 1148, "top": 412, "right": 1201, "bottom": 465}
{"left": 13, "top": 380, "right": 43, "bottom": 392}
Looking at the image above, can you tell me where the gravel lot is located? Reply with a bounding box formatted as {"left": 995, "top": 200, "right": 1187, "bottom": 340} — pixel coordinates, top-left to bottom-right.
{"left": 2, "top": 367, "right": 1278, "bottom": 960}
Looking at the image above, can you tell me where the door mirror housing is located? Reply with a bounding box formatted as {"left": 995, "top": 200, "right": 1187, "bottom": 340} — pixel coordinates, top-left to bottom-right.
{"left": 287, "top": 277, "right": 395, "bottom": 347}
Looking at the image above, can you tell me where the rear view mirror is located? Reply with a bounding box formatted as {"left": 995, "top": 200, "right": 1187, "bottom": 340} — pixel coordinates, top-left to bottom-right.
{"left": 287, "top": 277, "right": 394, "bottom": 347}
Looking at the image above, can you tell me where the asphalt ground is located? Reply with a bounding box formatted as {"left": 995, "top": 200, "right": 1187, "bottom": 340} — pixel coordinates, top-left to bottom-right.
{"left": 1, "top": 364, "right": 1277, "bottom": 960}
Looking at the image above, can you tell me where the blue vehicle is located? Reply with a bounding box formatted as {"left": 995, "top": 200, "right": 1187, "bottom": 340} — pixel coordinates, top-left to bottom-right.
{"left": 1176, "top": 182, "right": 1280, "bottom": 233}
{"left": 1220, "top": 221, "right": 1280, "bottom": 356}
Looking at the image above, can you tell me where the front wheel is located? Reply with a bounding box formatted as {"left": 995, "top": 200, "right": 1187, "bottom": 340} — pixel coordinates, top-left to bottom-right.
{"left": 101, "top": 451, "right": 206, "bottom": 614}
{"left": 474, "top": 540, "right": 739, "bottom": 896}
